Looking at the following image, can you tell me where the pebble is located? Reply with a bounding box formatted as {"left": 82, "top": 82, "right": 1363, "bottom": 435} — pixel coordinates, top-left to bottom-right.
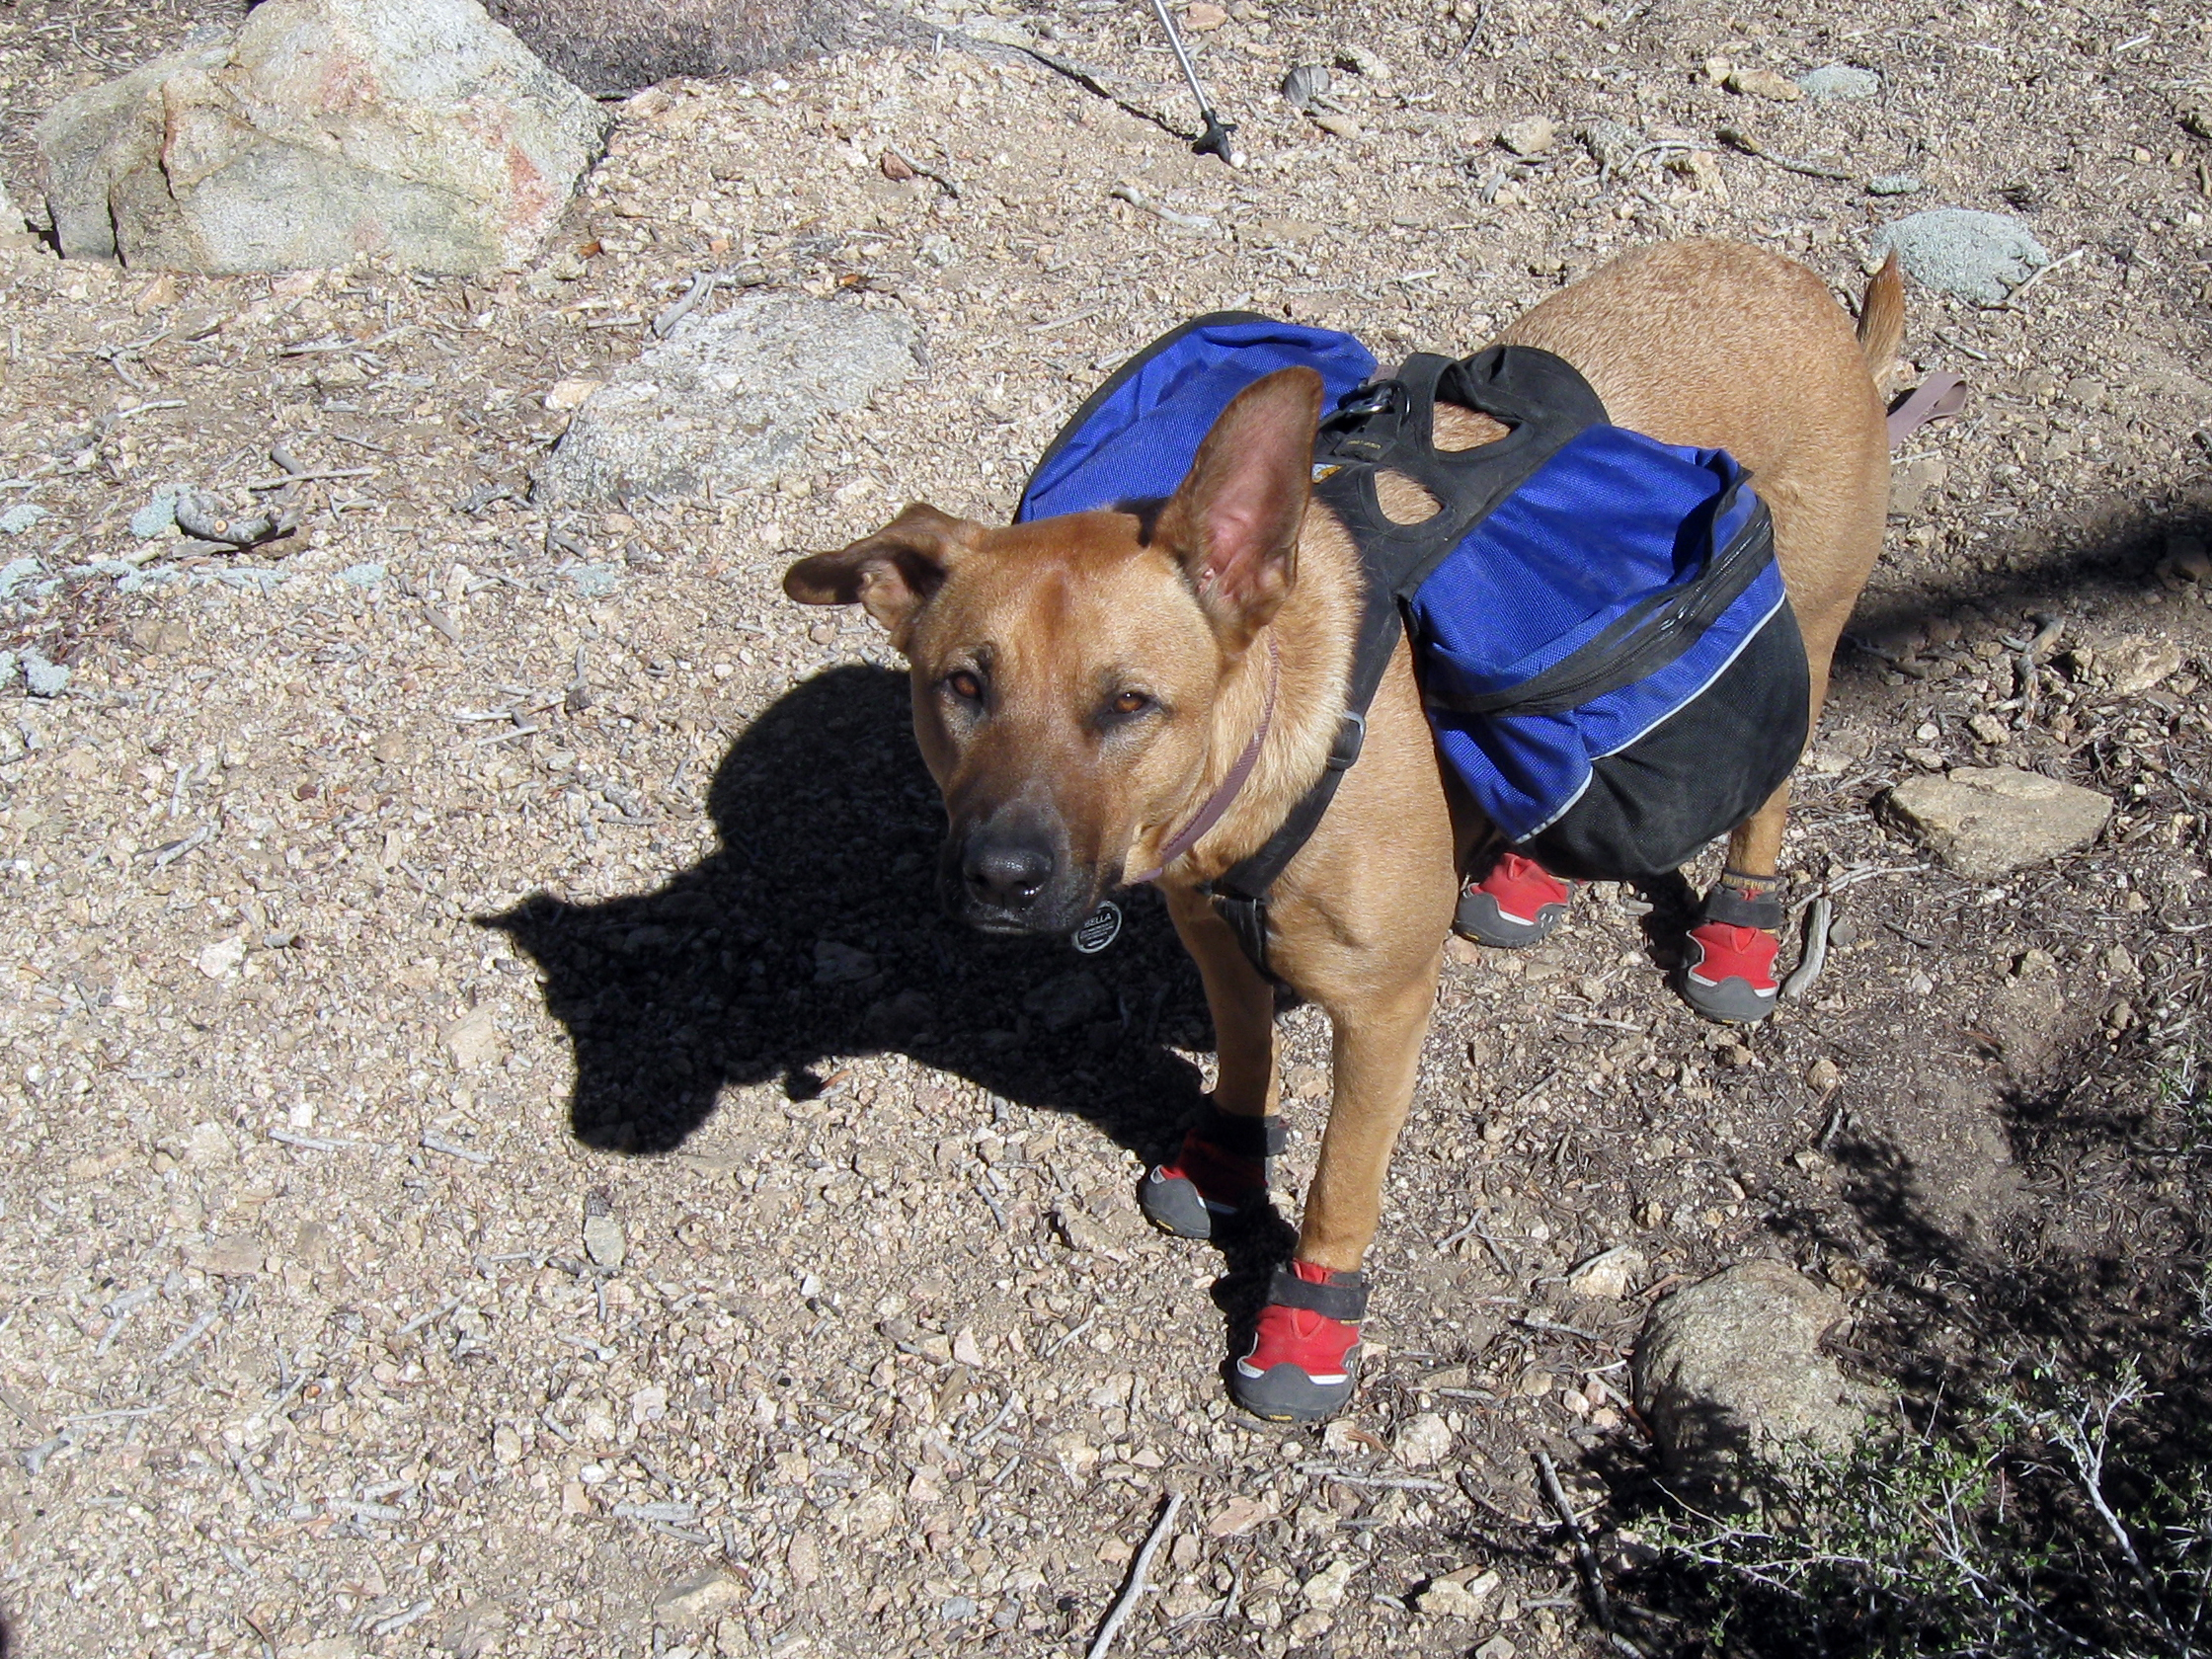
{"left": 1336, "top": 44, "right": 1390, "bottom": 81}
{"left": 1725, "top": 65, "right": 1802, "bottom": 102}
{"left": 1497, "top": 117, "right": 1556, "bottom": 157}
{"left": 653, "top": 1571, "right": 744, "bottom": 1629}
{"left": 583, "top": 1194, "right": 627, "bottom": 1269}
{"left": 197, "top": 935, "right": 248, "bottom": 979}
{"left": 1577, "top": 119, "right": 1639, "bottom": 172}
{"left": 1805, "top": 1057, "right": 1842, "bottom": 1092}
{"left": 1474, "top": 1636, "right": 1518, "bottom": 1659}
{"left": 1866, "top": 174, "right": 1923, "bottom": 197}
{"left": 1312, "top": 114, "right": 1362, "bottom": 140}
{"left": 1023, "top": 970, "right": 1108, "bottom": 1033}
{"left": 1872, "top": 209, "right": 2052, "bottom": 306}
{"left": 1182, "top": 3, "right": 1228, "bottom": 30}
{"left": 441, "top": 1008, "right": 508, "bottom": 1068}
{"left": 22, "top": 651, "right": 69, "bottom": 698}
{"left": 1279, "top": 64, "right": 1331, "bottom": 112}
{"left": 1795, "top": 63, "right": 1880, "bottom": 100}
{"left": 1565, "top": 1245, "right": 1645, "bottom": 1300}
{"left": 1393, "top": 1412, "right": 1453, "bottom": 1466}
{"left": 1301, "top": 1557, "right": 1356, "bottom": 1609}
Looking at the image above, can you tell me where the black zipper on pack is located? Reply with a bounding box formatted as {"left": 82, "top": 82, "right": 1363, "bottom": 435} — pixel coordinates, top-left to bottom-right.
{"left": 1426, "top": 494, "right": 1777, "bottom": 721}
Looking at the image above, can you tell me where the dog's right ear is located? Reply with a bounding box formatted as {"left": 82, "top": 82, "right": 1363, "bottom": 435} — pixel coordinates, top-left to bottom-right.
{"left": 783, "top": 504, "right": 973, "bottom": 638}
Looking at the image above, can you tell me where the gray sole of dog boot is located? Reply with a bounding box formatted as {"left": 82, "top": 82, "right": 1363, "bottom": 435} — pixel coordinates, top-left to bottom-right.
{"left": 1230, "top": 1358, "right": 1359, "bottom": 1423}
{"left": 1138, "top": 1168, "right": 1215, "bottom": 1239}
{"left": 1453, "top": 889, "right": 1568, "bottom": 948}
{"left": 1679, "top": 970, "right": 1778, "bottom": 1024}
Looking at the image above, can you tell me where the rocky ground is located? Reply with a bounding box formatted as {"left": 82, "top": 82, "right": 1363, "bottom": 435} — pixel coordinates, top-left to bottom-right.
{"left": 1, "top": 1, "right": 2209, "bottom": 1657}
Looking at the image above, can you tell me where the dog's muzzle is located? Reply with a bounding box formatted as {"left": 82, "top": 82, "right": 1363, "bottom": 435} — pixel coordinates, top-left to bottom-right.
{"left": 940, "top": 812, "right": 1100, "bottom": 937}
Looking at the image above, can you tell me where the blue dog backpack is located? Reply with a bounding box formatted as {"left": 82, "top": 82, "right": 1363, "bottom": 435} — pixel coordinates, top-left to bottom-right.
{"left": 1018, "top": 313, "right": 1808, "bottom": 912}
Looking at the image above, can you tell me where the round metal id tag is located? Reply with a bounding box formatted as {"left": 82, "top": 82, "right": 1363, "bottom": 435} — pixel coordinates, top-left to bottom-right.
{"left": 1070, "top": 900, "right": 1123, "bottom": 955}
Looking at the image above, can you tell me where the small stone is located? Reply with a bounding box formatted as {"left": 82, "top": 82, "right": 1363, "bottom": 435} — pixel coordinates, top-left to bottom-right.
{"left": 545, "top": 377, "right": 603, "bottom": 413}
{"left": 1826, "top": 1258, "right": 1868, "bottom": 1293}
{"left": 1301, "top": 1557, "right": 1357, "bottom": 1609}
{"left": 1904, "top": 747, "right": 1947, "bottom": 770}
{"left": 197, "top": 935, "right": 248, "bottom": 979}
{"left": 1183, "top": 3, "right": 1229, "bottom": 31}
{"left": 582, "top": 1194, "right": 626, "bottom": 1269}
{"left": 1725, "top": 65, "right": 1802, "bottom": 101}
{"left": 1474, "top": 1636, "right": 1519, "bottom": 1659}
{"left": 22, "top": 652, "right": 69, "bottom": 698}
{"left": 1312, "top": 114, "right": 1363, "bottom": 140}
{"left": 1795, "top": 63, "right": 1880, "bottom": 100}
{"left": 1023, "top": 970, "right": 1108, "bottom": 1033}
{"left": 1207, "top": 1494, "right": 1271, "bottom": 1537}
{"left": 1866, "top": 173, "right": 1924, "bottom": 197}
{"left": 1279, "top": 63, "right": 1331, "bottom": 112}
{"left": 1288, "top": 1610, "right": 1334, "bottom": 1641}
{"left": 1872, "top": 209, "right": 2052, "bottom": 306}
{"left": 814, "top": 941, "right": 878, "bottom": 985}
{"left": 1805, "top": 1057, "right": 1841, "bottom": 1092}
{"left": 1968, "top": 712, "right": 2011, "bottom": 746}
{"left": 1635, "top": 1199, "right": 1666, "bottom": 1229}
{"left": 653, "top": 1571, "right": 745, "bottom": 1630}
{"left": 440, "top": 1007, "right": 508, "bottom": 1068}
{"left": 1888, "top": 454, "right": 1949, "bottom": 518}
{"left": 1393, "top": 1412, "right": 1453, "bottom": 1466}
{"left": 2097, "top": 635, "right": 2182, "bottom": 697}
{"left": 493, "top": 1424, "right": 523, "bottom": 1463}
{"left": 1497, "top": 117, "right": 1557, "bottom": 157}
{"left": 1336, "top": 44, "right": 1389, "bottom": 81}
{"left": 939, "top": 1594, "right": 979, "bottom": 1620}
{"left": 1413, "top": 1570, "right": 1499, "bottom": 1618}
{"left": 187, "top": 1232, "right": 266, "bottom": 1275}
{"left": 1565, "top": 1246, "right": 1646, "bottom": 1300}
{"left": 1883, "top": 765, "right": 2114, "bottom": 879}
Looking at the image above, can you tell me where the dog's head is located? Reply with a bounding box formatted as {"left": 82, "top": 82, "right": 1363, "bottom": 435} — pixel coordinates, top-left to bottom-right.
{"left": 784, "top": 366, "right": 1323, "bottom": 938}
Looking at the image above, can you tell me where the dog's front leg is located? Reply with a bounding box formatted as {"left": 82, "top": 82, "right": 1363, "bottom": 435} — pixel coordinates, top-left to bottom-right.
{"left": 1136, "top": 884, "right": 1286, "bottom": 1242}
{"left": 1230, "top": 951, "right": 1441, "bottom": 1421}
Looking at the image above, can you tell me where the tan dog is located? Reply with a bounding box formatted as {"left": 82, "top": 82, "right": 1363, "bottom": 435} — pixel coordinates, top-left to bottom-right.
{"left": 787, "top": 239, "right": 1902, "bottom": 1419}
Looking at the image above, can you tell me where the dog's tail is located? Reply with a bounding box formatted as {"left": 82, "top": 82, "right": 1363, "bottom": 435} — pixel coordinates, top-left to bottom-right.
{"left": 1856, "top": 251, "right": 1907, "bottom": 395}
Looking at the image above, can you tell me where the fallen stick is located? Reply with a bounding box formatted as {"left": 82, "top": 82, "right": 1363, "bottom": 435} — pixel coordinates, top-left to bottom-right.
{"left": 1088, "top": 1490, "right": 1184, "bottom": 1659}
{"left": 1535, "top": 1451, "right": 1642, "bottom": 1651}
{"left": 1779, "top": 895, "right": 1834, "bottom": 1000}
{"left": 1715, "top": 124, "right": 1856, "bottom": 182}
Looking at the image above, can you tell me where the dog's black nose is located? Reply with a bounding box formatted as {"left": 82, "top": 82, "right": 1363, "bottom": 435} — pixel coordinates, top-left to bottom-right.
{"left": 962, "top": 837, "right": 1055, "bottom": 908}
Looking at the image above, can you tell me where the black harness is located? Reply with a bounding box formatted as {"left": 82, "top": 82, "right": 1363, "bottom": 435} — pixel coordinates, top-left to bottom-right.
{"left": 1203, "top": 347, "right": 1609, "bottom": 977}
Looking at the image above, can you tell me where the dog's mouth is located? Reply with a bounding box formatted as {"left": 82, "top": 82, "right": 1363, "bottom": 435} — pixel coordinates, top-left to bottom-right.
{"left": 936, "top": 838, "right": 1118, "bottom": 942}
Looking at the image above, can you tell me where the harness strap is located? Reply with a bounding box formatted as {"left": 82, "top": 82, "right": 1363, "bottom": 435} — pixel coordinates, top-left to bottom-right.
{"left": 1264, "top": 1263, "right": 1369, "bottom": 1322}
{"left": 1201, "top": 346, "right": 1609, "bottom": 979}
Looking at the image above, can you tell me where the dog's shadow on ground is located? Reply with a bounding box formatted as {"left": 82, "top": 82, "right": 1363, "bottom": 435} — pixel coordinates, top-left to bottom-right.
{"left": 488, "top": 663, "right": 1219, "bottom": 1168}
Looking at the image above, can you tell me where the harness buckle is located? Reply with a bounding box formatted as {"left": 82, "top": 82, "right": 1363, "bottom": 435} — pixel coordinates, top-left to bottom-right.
{"left": 1327, "top": 710, "right": 1366, "bottom": 770}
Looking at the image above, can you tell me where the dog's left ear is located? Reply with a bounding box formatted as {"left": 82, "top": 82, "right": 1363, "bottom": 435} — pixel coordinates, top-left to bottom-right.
{"left": 784, "top": 504, "right": 975, "bottom": 641}
{"left": 1157, "top": 365, "right": 1324, "bottom": 652}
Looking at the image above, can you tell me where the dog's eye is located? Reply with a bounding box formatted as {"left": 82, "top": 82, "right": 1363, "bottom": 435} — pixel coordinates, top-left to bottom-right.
{"left": 1109, "top": 689, "right": 1152, "bottom": 718}
{"left": 946, "top": 670, "right": 985, "bottom": 702}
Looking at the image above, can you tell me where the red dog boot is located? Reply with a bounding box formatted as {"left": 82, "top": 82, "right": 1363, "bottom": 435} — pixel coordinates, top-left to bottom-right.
{"left": 1139, "top": 1100, "right": 1286, "bottom": 1240}
{"left": 1455, "top": 849, "right": 1578, "bottom": 947}
{"left": 1230, "top": 1260, "right": 1368, "bottom": 1422}
{"left": 1680, "top": 877, "right": 1785, "bottom": 1023}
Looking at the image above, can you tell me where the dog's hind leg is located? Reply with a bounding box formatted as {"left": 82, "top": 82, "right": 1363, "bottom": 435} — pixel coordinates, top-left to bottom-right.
{"left": 1137, "top": 886, "right": 1287, "bottom": 1241}
{"left": 1229, "top": 957, "right": 1441, "bottom": 1421}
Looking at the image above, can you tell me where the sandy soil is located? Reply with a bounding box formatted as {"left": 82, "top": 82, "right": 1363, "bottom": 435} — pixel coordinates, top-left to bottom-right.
{"left": 0, "top": 0, "right": 2209, "bottom": 1655}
